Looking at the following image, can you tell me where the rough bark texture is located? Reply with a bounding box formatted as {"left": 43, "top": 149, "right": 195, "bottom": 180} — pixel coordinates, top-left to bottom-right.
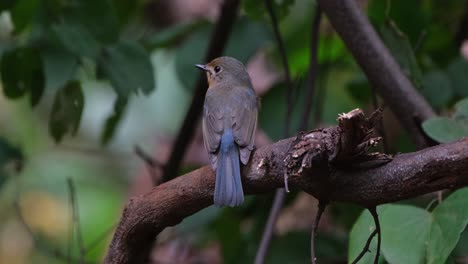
{"left": 105, "top": 109, "right": 468, "bottom": 263}
{"left": 318, "top": 0, "right": 436, "bottom": 148}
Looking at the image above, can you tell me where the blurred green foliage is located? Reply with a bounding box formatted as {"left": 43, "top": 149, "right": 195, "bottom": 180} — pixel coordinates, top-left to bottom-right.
{"left": 0, "top": 0, "right": 468, "bottom": 263}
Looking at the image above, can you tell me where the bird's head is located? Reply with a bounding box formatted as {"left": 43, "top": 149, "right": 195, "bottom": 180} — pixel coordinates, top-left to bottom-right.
{"left": 195, "top": 56, "right": 251, "bottom": 87}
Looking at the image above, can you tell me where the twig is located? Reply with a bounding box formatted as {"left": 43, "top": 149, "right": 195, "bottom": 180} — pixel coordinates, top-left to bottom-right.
{"left": 67, "top": 178, "right": 86, "bottom": 264}
{"left": 161, "top": 0, "right": 240, "bottom": 182}
{"left": 264, "top": 0, "right": 295, "bottom": 137}
{"left": 310, "top": 201, "right": 327, "bottom": 264}
{"left": 318, "top": 0, "right": 436, "bottom": 148}
{"left": 351, "top": 229, "right": 378, "bottom": 264}
{"left": 300, "top": 5, "right": 322, "bottom": 131}
{"left": 370, "top": 89, "right": 389, "bottom": 152}
{"left": 135, "top": 145, "right": 163, "bottom": 185}
{"left": 369, "top": 207, "right": 381, "bottom": 264}
{"left": 254, "top": 189, "right": 285, "bottom": 264}
{"left": 255, "top": 0, "right": 297, "bottom": 262}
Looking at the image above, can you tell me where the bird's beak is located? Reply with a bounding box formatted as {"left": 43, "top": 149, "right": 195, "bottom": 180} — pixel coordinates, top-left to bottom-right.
{"left": 195, "top": 64, "right": 208, "bottom": 71}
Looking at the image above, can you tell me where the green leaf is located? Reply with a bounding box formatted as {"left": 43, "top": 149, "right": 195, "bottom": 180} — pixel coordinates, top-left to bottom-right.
{"left": 40, "top": 46, "right": 78, "bottom": 91}
{"left": 380, "top": 19, "right": 423, "bottom": 87}
{"left": 446, "top": 58, "right": 468, "bottom": 97}
{"left": 65, "top": 0, "right": 119, "bottom": 43}
{"left": 346, "top": 75, "right": 372, "bottom": 105}
{"left": 52, "top": 21, "right": 100, "bottom": 59}
{"left": 242, "top": 0, "right": 296, "bottom": 21}
{"left": 10, "top": 0, "right": 39, "bottom": 33}
{"left": 0, "top": 0, "right": 15, "bottom": 12}
{"left": 0, "top": 137, "right": 23, "bottom": 190}
{"left": 348, "top": 208, "right": 378, "bottom": 264}
{"left": 101, "top": 96, "right": 128, "bottom": 145}
{"left": 422, "top": 117, "right": 468, "bottom": 143}
{"left": 349, "top": 205, "right": 431, "bottom": 264}
{"left": 421, "top": 70, "right": 453, "bottom": 108}
{"left": 49, "top": 81, "right": 84, "bottom": 142}
{"left": 99, "top": 40, "right": 155, "bottom": 97}
{"left": 145, "top": 21, "right": 205, "bottom": 50}
{"left": 427, "top": 188, "right": 468, "bottom": 264}
{"left": 379, "top": 205, "right": 431, "bottom": 264}
{"left": 454, "top": 97, "right": 468, "bottom": 119}
{"left": 1, "top": 46, "right": 45, "bottom": 106}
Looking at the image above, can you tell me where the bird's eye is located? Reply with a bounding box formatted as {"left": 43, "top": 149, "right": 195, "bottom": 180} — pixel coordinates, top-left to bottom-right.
{"left": 214, "top": 66, "right": 221, "bottom": 73}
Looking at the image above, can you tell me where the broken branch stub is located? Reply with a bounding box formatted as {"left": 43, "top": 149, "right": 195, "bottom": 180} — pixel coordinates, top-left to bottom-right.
{"left": 285, "top": 108, "right": 392, "bottom": 199}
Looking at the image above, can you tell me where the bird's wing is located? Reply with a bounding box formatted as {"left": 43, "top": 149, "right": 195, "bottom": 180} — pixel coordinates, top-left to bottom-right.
{"left": 202, "top": 96, "right": 223, "bottom": 169}
{"left": 231, "top": 87, "right": 258, "bottom": 165}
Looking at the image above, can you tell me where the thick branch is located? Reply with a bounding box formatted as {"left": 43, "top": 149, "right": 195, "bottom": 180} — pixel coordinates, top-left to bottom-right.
{"left": 318, "top": 0, "right": 436, "bottom": 148}
{"left": 105, "top": 110, "right": 468, "bottom": 263}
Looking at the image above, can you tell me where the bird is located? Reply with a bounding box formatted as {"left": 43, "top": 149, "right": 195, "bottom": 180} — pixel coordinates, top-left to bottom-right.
{"left": 195, "top": 56, "right": 258, "bottom": 207}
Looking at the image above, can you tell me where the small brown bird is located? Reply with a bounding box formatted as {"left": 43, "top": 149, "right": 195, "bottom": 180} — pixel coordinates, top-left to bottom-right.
{"left": 196, "top": 57, "right": 258, "bottom": 207}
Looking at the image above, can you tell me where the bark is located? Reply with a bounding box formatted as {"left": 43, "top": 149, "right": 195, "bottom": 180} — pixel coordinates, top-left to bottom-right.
{"left": 105, "top": 109, "right": 468, "bottom": 263}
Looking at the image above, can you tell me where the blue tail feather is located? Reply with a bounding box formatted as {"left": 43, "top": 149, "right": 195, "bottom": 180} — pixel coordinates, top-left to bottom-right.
{"left": 214, "top": 129, "right": 244, "bottom": 207}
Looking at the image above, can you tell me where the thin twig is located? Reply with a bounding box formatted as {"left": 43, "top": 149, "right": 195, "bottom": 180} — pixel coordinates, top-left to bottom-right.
{"left": 310, "top": 201, "right": 327, "bottom": 264}
{"left": 135, "top": 145, "right": 163, "bottom": 185}
{"left": 300, "top": 5, "right": 322, "bottom": 131}
{"left": 161, "top": 0, "right": 240, "bottom": 182}
{"left": 255, "top": 0, "right": 297, "bottom": 262}
{"left": 351, "top": 229, "right": 378, "bottom": 264}
{"left": 369, "top": 207, "right": 381, "bottom": 264}
{"left": 68, "top": 178, "right": 86, "bottom": 264}
{"left": 254, "top": 189, "right": 285, "bottom": 264}
{"left": 370, "top": 89, "right": 389, "bottom": 152}
{"left": 264, "top": 0, "right": 295, "bottom": 137}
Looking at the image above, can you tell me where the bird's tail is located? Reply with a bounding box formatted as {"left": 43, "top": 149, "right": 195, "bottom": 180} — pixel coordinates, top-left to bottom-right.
{"left": 214, "top": 129, "right": 244, "bottom": 207}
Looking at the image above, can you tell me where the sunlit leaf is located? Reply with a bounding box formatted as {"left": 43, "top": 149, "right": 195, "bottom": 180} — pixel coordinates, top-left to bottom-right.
{"left": 101, "top": 96, "right": 128, "bottom": 145}
{"left": 49, "top": 81, "right": 84, "bottom": 142}
{"left": 99, "top": 40, "right": 155, "bottom": 97}
{"left": 1, "top": 46, "right": 45, "bottom": 106}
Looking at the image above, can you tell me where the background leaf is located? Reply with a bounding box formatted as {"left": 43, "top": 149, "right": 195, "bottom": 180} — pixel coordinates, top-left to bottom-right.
{"left": 0, "top": 46, "right": 45, "bottom": 105}
{"left": 40, "top": 46, "right": 78, "bottom": 91}
{"left": 99, "top": 40, "right": 155, "bottom": 97}
{"left": 379, "top": 19, "right": 422, "bottom": 88}
{"left": 101, "top": 96, "right": 128, "bottom": 145}
{"left": 446, "top": 58, "right": 468, "bottom": 97}
{"left": 49, "top": 81, "right": 84, "bottom": 142}
{"left": 421, "top": 70, "right": 453, "bottom": 108}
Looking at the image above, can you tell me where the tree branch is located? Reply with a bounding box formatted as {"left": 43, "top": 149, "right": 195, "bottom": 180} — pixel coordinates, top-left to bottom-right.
{"left": 161, "top": 0, "right": 240, "bottom": 182}
{"left": 105, "top": 109, "right": 468, "bottom": 263}
{"left": 317, "top": 0, "right": 436, "bottom": 148}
